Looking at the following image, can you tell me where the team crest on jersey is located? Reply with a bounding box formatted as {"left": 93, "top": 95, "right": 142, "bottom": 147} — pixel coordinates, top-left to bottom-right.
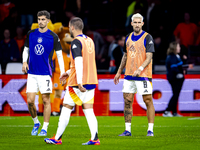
{"left": 35, "top": 44, "right": 44, "bottom": 55}
{"left": 54, "top": 83, "right": 58, "bottom": 88}
{"left": 128, "top": 42, "right": 136, "bottom": 58}
{"left": 37, "top": 37, "right": 43, "bottom": 43}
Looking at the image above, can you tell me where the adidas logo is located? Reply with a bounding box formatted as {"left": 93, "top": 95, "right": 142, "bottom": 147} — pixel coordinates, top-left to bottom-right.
{"left": 46, "top": 88, "right": 51, "bottom": 91}
{"left": 149, "top": 40, "right": 153, "bottom": 44}
{"left": 72, "top": 44, "right": 77, "bottom": 49}
{"left": 144, "top": 89, "right": 148, "bottom": 93}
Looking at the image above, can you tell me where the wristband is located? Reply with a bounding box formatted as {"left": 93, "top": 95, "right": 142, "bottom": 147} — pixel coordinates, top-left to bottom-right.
{"left": 139, "top": 66, "right": 144, "bottom": 71}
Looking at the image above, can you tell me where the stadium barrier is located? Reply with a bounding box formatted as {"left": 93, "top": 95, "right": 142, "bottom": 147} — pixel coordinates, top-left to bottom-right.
{"left": 0, "top": 74, "right": 200, "bottom": 116}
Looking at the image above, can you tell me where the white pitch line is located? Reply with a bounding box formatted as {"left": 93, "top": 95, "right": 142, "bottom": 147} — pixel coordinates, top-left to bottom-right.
{"left": 0, "top": 125, "right": 33, "bottom": 127}
{"left": 187, "top": 118, "right": 200, "bottom": 120}
{"left": 0, "top": 118, "right": 16, "bottom": 120}
{"left": 0, "top": 125, "right": 199, "bottom": 128}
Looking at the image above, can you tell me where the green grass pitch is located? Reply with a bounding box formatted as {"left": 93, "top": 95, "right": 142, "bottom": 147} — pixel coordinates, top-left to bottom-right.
{"left": 0, "top": 116, "right": 200, "bottom": 150}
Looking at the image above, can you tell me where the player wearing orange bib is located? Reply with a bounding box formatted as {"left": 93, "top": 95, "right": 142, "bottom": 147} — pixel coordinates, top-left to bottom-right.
{"left": 114, "top": 13, "right": 155, "bottom": 136}
{"left": 45, "top": 17, "right": 100, "bottom": 145}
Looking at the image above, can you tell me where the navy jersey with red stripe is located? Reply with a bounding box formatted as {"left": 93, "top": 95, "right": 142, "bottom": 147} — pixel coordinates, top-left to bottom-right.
{"left": 24, "top": 28, "right": 62, "bottom": 76}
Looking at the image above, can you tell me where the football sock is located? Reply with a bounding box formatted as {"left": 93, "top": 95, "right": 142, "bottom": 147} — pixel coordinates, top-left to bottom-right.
{"left": 125, "top": 123, "right": 131, "bottom": 132}
{"left": 148, "top": 123, "right": 154, "bottom": 132}
{"left": 83, "top": 108, "right": 98, "bottom": 140}
{"left": 32, "top": 116, "right": 40, "bottom": 124}
{"left": 55, "top": 107, "right": 72, "bottom": 140}
{"left": 42, "top": 122, "right": 49, "bottom": 131}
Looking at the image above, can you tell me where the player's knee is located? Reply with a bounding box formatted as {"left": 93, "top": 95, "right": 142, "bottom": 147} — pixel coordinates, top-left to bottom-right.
{"left": 27, "top": 97, "right": 35, "bottom": 105}
{"left": 123, "top": 93, "right": 133, "bottom": 107}
{"left": 54, "top": 90, "right": 62, "bottom": 98}
{"left": 42, "top": 94, "right": 50, "bottom": 105}
{"left": 63, "top": 103, "right": 74, "bottom": 110}
{"left": 124, "top": 99, "right": 132, "bottom": 109}
{"left": 144, "top": 100, "right": 151, "bottom": 107}
{"left": 27, "top": 99, "right": 34, "bottom": 107}
{"left": 82, "top": 103, "right": 93, "bottom": 109}
{"left": 27, "top": 93, "right": 36, "bottom": 104}
{"left": 143, "top": 95, "right": 153, "bottom": 106}
{"left": 54, "top": 93, "right": 61, "bottom": 98}
{"left": 43, "top": 99, "right": 50, "bottom": 105}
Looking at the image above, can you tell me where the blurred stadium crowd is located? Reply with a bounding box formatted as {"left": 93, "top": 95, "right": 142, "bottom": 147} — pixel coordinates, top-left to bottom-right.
{"left": 0, "top": 0, "right": 200, "bottom": 74}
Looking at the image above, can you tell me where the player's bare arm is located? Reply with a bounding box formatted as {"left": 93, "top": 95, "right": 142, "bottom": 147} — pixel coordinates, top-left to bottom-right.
{"left": 60, "top": 72, "right": 68, "bottom": 84}
{"left": 142, "top": 52, "right": 153, "bottom": 69}
{"left": 133, "top": 52, "right": 153, "bottom": 77}
{"left": 118, "top": 52, "right": 127, "bottom": 74}
{"left": 114, "top": 53, "right": 127, "bottom": 85}
{"left": 60, "top": 69, "right": 71, "bottom": 86}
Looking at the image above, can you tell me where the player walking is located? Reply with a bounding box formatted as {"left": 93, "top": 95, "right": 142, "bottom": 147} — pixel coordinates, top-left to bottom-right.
{"left": 22, "top": 10, "right": 65, "bottom": 136}
{"left": 114, "top": 13, "right": 155, "bottom": 136}
{"left": 44, "top": 17, "right": 100, "bottom": 145}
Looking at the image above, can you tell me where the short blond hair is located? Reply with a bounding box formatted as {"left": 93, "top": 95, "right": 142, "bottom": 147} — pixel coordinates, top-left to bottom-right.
{"left": 131, "top": 13, "right": 144, "bottom": 22}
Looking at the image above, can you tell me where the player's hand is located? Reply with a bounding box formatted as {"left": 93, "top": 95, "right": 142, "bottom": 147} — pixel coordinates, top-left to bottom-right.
{"left": 78, "top": 84, "right": 86, "bottom": 92}
{"left": 133, "top": 69, "right": 142, "bottom": 77}
{"left": 61, "top": 80, "right": 67, "bottom": 86}
{"left": 22, "top": 62, "right": 29, "bottom": 73}
{"left": 183, "top": 55, "right": 187, "bottom": 60}
{"left": 114, "top": 73, "right": 121, "bottom": 85}
{"left": 60, "top": 72, "right": 69, "bottom": 82}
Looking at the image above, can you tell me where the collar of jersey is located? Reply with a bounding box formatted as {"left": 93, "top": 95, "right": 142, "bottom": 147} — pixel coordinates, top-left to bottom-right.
{"left": 76, "top": 34, "right": 87, "bottom": 38}
{"left": 131, "top": 30, "right": 145, "bottom": 42}
{"left": 37, "top": 28, "right": 50, "bottom": 34}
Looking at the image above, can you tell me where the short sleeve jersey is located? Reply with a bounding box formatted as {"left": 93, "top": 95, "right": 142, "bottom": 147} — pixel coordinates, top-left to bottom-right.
{"left": 24, "top": 28, "right": 62, "bottom": 76}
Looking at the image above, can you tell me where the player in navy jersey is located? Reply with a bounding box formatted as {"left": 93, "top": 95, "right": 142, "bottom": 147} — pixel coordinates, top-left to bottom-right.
{"left": 22, "top": 10, "right": 65, "bottom": 136}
